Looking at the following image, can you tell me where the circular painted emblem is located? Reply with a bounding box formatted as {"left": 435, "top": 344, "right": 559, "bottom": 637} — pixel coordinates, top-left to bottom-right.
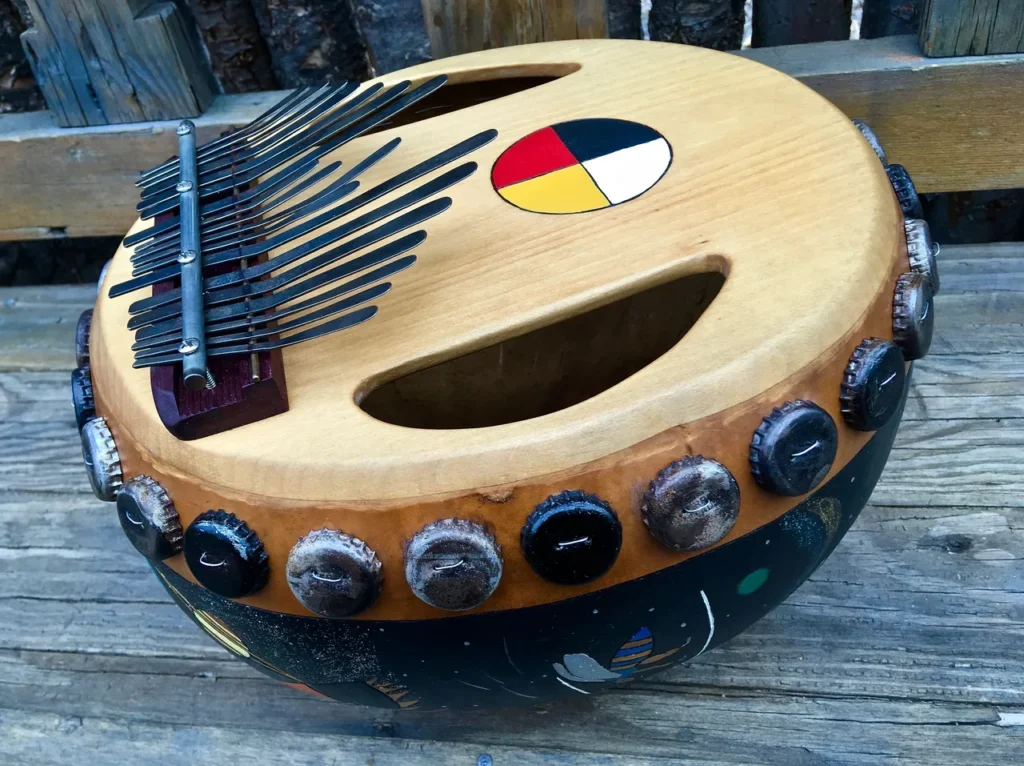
{"left": 491, "top": 118, "right": 672, "bottom": 214}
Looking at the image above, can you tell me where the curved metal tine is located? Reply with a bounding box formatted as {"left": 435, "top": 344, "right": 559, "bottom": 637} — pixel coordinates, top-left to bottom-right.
{"left": 139, "top": 83, "right": 359, "bottom": 197}
{"left": 131, "top": 175, "right": 360, "bottom": 275}
{"left": 137, "top": 81, "right": 403, "bottom": 215}
{"left": 135, "top": 282, "right": 392, "bottom": 360}
{"left": 132, "top": 254, "right": 416, "bottom": 348}
{"left": 131, "top": 162, "right": 347, "bottom": 268}
{"left": 136, "top": 84, "right": 327, "bottom": 187}
{"left": 134, "top": 305, "right": 380, "bottom": 368}
{"left": 127, "top": 156, "right": 325, "bottom": 252}
{"left": 117, "top": 159, "right": 472, "bottom": 299}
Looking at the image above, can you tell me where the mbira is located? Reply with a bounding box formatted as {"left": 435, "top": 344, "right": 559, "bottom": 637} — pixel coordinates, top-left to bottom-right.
{"left": 75, "top": 40, "right": 938, "bottom": 710}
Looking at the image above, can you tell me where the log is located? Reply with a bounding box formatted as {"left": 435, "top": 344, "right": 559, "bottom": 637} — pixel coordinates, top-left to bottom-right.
{"left": 752, "top": 0, "right": 852, "bottom": 46}
{"left": 421, "top": 0, "right": 607, "bottom": 59}
{"left": 19, "top": 0, "right": 217, "bottom": 127}
{"left": 182, "top": 0, "right": 278, "bottom": 92}
{"left": 351, "top": 0, "right": 431, "bottom": 75}
{"left": 248, "top": 0, "right": 369, "bottom": 87}
{"left": 920, "top": 0, "right": 1024, "bottom": 56}
{"left": 648, "top": 0, "right": 744, "bottom": 50}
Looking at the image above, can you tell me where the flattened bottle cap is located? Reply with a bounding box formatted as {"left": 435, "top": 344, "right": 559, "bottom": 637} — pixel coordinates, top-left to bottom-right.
{"left": 904, "top": 218, "right": 941, "bottom": 294}
{"left": 75, "top": 309, "right": 92, "bottom": 367}
{"left": 71, "top": 366, "right": 96, "bottom": 429}
{"left": 641, "top": 456, "right": 740, "bottom": 551}
{"left": 750, "top": 401, "right": 838, "bottom": 497}
{"left": 840, "top": 338, "right": 906, "bottom": 431}
{"left": 184, "top": 510, "right": 269, "bottom": 598}
{"left": 521, "top": 490, "right": 622, "bottom": 584}
{"left": 404, "top": 518, "right": 502, "bottom": 611}
{"left": 892, "top": 272, "right": 934, "bottom": 360}
{"left": 116, "top": 475, "right": 183, "bottom": 560}
{"left": 852, "top": 119, "right": 886, "bottom": 164}
{"left": 287, "top": 529, "right": 382, "bottom": 618}
{"left": 80, "top": 417, "right": 122, "bottom": 501}
{"left": 886, "top": 164, "right": 924, "bottom": 219}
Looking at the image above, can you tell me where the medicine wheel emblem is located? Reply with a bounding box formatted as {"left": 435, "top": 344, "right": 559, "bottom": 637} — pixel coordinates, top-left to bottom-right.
{"left": 491, "top": 118, "right": 672, "bottom": 214}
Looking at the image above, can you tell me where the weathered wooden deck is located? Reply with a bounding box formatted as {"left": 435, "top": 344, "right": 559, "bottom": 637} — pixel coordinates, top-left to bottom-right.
{"left": 1, "top": 243, "right": 1022, "bottom": 765}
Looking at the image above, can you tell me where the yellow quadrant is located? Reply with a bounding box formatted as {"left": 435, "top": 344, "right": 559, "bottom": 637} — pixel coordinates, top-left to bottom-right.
{"left": 499, "top": 163, "right": 610, "bottom": 214}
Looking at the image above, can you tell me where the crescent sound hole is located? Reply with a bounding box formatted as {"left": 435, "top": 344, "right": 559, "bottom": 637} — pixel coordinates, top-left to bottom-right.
{"left": 360, "top": 271, "right": 725, "bottom": 429}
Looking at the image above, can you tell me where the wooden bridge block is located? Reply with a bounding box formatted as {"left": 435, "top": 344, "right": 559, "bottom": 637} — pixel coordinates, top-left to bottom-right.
{"left": 19, "top": 0, "right": 216, "bottom": 127}
{"left": 920, "top": 0, "right": 1024, "bottom": 57}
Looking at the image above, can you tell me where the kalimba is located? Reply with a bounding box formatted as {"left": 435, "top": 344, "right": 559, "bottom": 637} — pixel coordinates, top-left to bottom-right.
{"left": 74, "top": 40, "right": 937, "bottom": 710}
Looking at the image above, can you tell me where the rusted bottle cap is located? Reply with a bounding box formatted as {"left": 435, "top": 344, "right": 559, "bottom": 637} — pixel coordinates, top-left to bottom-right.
{"left": 892, "top": 272, "right": 934, "bottom": 360}
{"left": 852, "top": 119, "right": 886, "bottom": 164}
{"left": 521, "top": 490, "right": 621, "bottom": 584}
{"left": 641, "top": 456, "right": 740, "bottom": 551}
{"left": 184, "top": 510, "right": 269, "bottom": 598}
{"left": 404, "top": 518, "right": 502, "bottom": 611}
{"left": 840, "top": 338, "right": 906, "bottom": 431}
{"left": 80, "top": 417, "right": 122, "bottom": 501}
{"left": 904, "top": 219, "right": 941, "bottom": 294}
{"left": 71, "top": 366, "right": 96, "bottom": 429}
{"left": 885, "top": 164, "right": 924, "bottom": 219}
{"left": 75, "top": 309, "right": 93, "bottom": 367}
{"left": 116, "top": 475, "right": 183, "bottom": 560}
{"left": 287, "top": 529, "right": 382, "bottom": 618}
{"left": 750, "top": 401, "right": 838, "bottom": 497}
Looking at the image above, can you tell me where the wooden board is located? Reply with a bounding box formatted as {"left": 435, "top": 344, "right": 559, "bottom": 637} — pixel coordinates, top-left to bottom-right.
{"left": 920, "top": 0, "right": 1024, "bottom": 56}
{"left": 0, "top": 243, "right": 1021, "bottom": 763}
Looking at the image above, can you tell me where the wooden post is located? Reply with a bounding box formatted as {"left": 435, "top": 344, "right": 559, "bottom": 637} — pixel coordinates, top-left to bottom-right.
{"left": 19, "top": 0, "right": 216, "bottom": 127}
{"left": 752, "top": 0, "right": 852, "bottom": 46}
{"left": 0, "top": 0, "right": 42, "bottom": 112}
{"left": 183, "top": 0, "right": 278, "bottom": 92}
{"left": 920, "top": 0, "right": 1024, "bottom": 56}
{"left": 860, "top": 0, "right": 920, "bottom": 39}
{"left": 421, "top": 0, "right": 607, "bottom": 59}
{"left": 352, "top": 0, "right": 432, "bottom": 75}
{"left": 649, "top": 0, "right": 744, "bottom": 50}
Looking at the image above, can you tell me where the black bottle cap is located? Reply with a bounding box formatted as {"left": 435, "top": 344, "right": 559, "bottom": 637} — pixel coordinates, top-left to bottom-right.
{"left": 840, "top": 338, "right": 907, "bottom": 431}
{"left": 287, "top": 529, "right": 382, "bottom": 618}
{"left": 521, "top": 490, "right": 622, "bottom": 585}
{"left": 184, "top": 510, "right": 269, "bottom": 598}
{"left": 892, "top": 272, "right": 934, "bottom": 360}
{"left": 404, "top": 518, "right": 502, "bottom": 611}
{"left": 885, "top": 164, "right": 924, "bottom": 219}
{"left": 750, "top": 401, "right": 838, "bottom": 496}
{"left": 71, "top": 366, "right": 95, "bottom": 429}
{"left": 116, "top": 475, "right": 183, "bottom": 560}
{"left": 75, "top": 309, "right": 92, "bottom": 368}
{"left": 641, "top": 456, "right": 740, "bottom": 551}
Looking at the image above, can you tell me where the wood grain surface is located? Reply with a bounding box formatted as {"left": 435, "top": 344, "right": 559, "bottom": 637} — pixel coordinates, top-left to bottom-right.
{"left": 0, "top": 243, "right": 1021, "bottom": 763}
{"left": 920, "top": 0, "right": 1024, "bottom": 57}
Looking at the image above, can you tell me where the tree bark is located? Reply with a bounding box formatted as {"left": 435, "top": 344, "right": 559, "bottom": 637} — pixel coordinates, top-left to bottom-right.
{"left": 752, "top": 0, "right": 852, "bottom": 47}
{"left": 649, "top": 0, "right": 745, "bottom": 50}
{"left": 860, "top": 0, "right": 920, "bottom": 39}
{"left": 184, "top": 0, "right": 278, "bottom": 92}
{"left": 0, "top": 0, "right": 42, "bottom": 112}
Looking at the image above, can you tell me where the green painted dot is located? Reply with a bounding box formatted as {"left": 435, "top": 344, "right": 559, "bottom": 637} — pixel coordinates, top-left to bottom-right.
{"left": 737, "top": 567, "right": 770, "bottom": 595}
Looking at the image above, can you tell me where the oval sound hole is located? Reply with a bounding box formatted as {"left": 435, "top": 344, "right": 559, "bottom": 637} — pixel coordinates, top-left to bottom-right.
{"left": 360, "top": 272, "right": 725, "bottom": 429}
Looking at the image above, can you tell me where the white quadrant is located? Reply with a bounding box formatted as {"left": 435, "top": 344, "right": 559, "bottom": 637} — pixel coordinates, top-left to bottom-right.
{"left": 581, "top": 138, "right": 672, "bottom": 205}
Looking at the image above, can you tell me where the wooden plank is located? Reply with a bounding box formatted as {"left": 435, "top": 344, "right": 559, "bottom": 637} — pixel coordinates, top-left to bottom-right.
{"left": 649, "top": 0, "right": 744, "bottom": 49}
{"left": 0, "top": 284, "right": 96, "bottom": 371}
{"left": 19, "top": 0, "right": 216, "bottom": 127}
{"left": 351, "top": 0, "right": 432, "bottom": 75}
{"left": 421, "top": 0, "right": 607, "bottom": 59}
{"left": 920, "top": 0, "right": 1024, "bottom": 56}
{"left": 860, "top": 0, "right": 921, "bottom": 39}
{"left": 182, "top": 0, "right": 278, "bottom": 92}
{"left": 752, "top": 0, "right": 852, "bottom": 46}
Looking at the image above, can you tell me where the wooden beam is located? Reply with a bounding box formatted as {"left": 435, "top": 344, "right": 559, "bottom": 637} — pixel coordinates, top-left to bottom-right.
{"left": 1, "top": 36, "right": 1023, "bottom": 240}
{"left": 920, "top": 0, "right": 1024, "bottom": 57}
{"left": 421, "top": 0, "right": 607, "bottom": 59}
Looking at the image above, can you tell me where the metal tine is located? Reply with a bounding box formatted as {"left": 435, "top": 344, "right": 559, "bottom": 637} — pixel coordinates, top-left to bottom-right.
{"left": 132, "top": 138, "right": 400, "bottom": 268}
{"left": 138, "top": 80, "right": 408, "bottom": 214}
{"left": 140, "top": 82, "right": 363, "bottom": 196}
{"left": 126, "top": 222, "right": 428, "bottom": 329}
{"left": 131, "top": 160, "right": 342, "bottom": 264}
{"left": 117, "top": 159, "right": 471, "bottom": 300}
{"left": 125, "top": 156, "right": 324, "bottom": 249}
{"left": 131, "top": 172, "right": 358, "bottom": 273}
{"left": 137, "top": 84, "right": 326, "bottom": 187}
{"left": 134, "top": 282, "right": 391, "bottom": 360}
{"left": 133, "top": 305, "right": 379, "bottom": 368}
{"left": 132, "top": 254, "right": 416, "bottom": 346}
{"left": 137, "top": 76, "right": 444, "bottom": 219}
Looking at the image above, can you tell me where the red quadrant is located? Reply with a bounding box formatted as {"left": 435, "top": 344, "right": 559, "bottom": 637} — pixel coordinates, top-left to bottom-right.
{"left": 491, "top": 126, "right": 579, "bottom": 189}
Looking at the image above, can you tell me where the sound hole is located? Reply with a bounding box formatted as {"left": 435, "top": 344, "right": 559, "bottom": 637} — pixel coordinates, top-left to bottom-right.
{"left": 360, "top": 271, "right": 725, "bottom": 429}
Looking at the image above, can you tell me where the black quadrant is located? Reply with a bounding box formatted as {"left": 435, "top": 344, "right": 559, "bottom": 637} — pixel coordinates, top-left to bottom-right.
{"left": 551, "top": 118, "right": 662, "bottom": 163}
